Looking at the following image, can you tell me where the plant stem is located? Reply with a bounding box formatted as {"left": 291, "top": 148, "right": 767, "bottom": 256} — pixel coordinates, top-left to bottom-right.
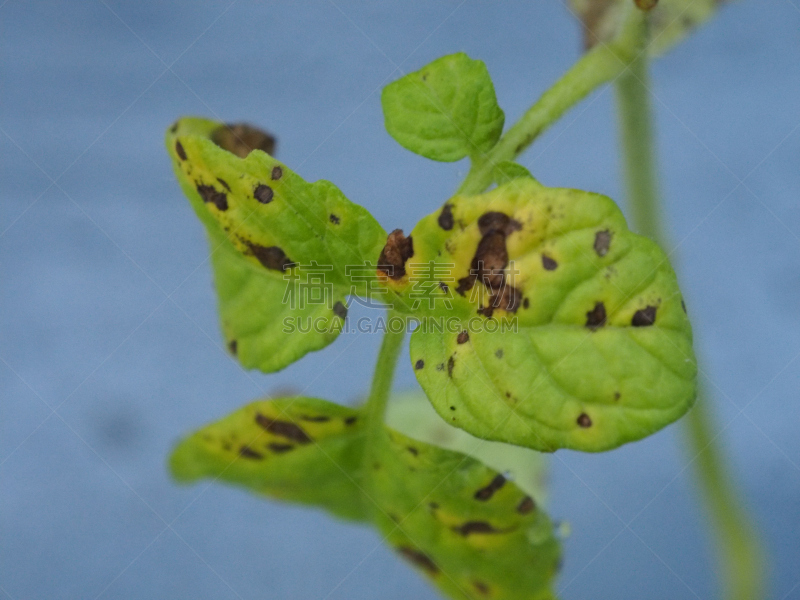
{"left": 458, "top": 7, "right": 645, "bottom": 196}
{"left": 614, "top": 30, "right": 765, "bottom": 600}
{"left": 363, "top": 314, "right": 406, "bottom": 458}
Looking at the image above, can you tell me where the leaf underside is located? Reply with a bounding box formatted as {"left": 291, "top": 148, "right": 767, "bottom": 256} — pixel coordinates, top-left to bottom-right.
{"left": 377, "top": 178, "right": 696, "bottom": 452}
{"left": 172, "top": 397, "right": 561, "bottom": 600}
{"left": 166, "top": 117, "right": 387, "bottom": 373}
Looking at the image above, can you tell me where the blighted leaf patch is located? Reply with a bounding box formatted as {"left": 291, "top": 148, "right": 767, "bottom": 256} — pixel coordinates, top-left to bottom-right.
{"left": 171, "top": 396, "right": 561, "bottom": 600}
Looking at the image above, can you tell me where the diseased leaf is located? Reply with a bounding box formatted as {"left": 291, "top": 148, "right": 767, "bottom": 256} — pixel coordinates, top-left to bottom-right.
{"left": 170, "top": 397, "right": 368, "bottom": 521}
{"left": 379, "top": 178, "right": 696, "bottom": 452}
{"left": 171, "top": 396, "right": 561, "bottom": 599}
{"left": 382, "top": 53, "right": 505, "bottom": 162}
{"left": 166, "top": 117, "right": 387, "bottom": 372}
{"left": 570, "top": 0, "right": 729, "bottom": 55}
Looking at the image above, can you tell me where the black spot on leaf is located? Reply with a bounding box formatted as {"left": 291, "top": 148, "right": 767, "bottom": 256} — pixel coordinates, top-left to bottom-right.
{"left": 216, "top": 177, "right": 231, "bottom": 191}
{"left": 632, "top": 305, "right": 657, "bottom": 326}
{"left": 228, "top": 340, "right": 237, "bottom": 355}
{"left": 415, "top": 359, "right": 425, "bottom": 370}
{"left": 438, "top": 203, "right": 454, "bottom": 230}
{"left": 255, "top": 413, "right": 312, "bottom": 444}
{"left": 267, "top": 442, "right": 293, "bottom": 453}
{"left": 254, "top": 184, "right": 274, "bottom": 204}
{"left": 329, "top": 213, "right": 340, "bottom": 225}
{"left": 245, "top": 243, "right": 295, "bottom": 271}
{"left": 447, "top": 355, "right": 455, "bottom": 377}
{"left": 175, "top": 141, "right": 187, "bottom": 160}
{"left": 299, "top": 415, "right": 330, "bottom": 423}
{"left": 397, "top": 547, "right": 439, "bottom": 575}
{"left": 474, "top": 474, "right": 506, "bottom": 501}
{"left": 407, "top": 446, "right": 419, "bottom": 456}
{"left": 517, "top": 496, "right": 536, "bottom": 514}
{"left": 197, "top": 184, "right": 228, "bottom": 211}
{"left": 344, "top": 416, "right": 358, "bottom": 426}
{"left": 585, "top": 302, "right": 607, "bottom": 330}
{"left": 454, "top": 521, "right": 504, "bottom": 536}
{"left": 594, "top": 229, "right": 612, "bottom": 256}
{"left": 495, "top": 349, "right": 504, "bottom": 359}
{"left": 333, "top": 301, "right": 348, "bottom": 319}
{"left": 239, "top": 445, "right": 263, "bottom": 459}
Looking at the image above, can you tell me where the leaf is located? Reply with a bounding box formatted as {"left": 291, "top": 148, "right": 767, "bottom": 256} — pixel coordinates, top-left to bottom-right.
{"left": 492, "top": 161, "right": 538, "bottom": 187}
{"left": 166, "top": 117, "right": 387, "bottom": 372}
{"left": 569, "top": 0, "right": 729, "bottom": 55}
{"left": 382, "top": 53, "right": 505, "bottom": 162}
{"left": 170, "top": 397, "right": 369, "bottom": 521}
{"left": 170, "top": 396, "right": 562, "bottom": 599}
{"left": 380, "top": 178, "right": 696, "bottom": 452}
{"left": 386, "top": 390, "right": 549, "bottom": 504}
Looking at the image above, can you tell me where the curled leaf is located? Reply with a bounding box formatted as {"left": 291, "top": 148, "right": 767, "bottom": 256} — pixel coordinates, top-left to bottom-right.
{"left": 387, "top": 178, "right": 696, "bottom": 451}
{"left": 171, "top": 396, "right": 561, "bottom": 599}
{"left": 166, "top": 118, "right": 387, "bottom": 372}
{"left": 382, "top": 53, "right": 505, "bottom": 162}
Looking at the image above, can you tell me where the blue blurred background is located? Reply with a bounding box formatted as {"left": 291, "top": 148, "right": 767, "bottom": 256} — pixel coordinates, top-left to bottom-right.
{"left": 2, "top": 1, "right": 799, "bottom": 598}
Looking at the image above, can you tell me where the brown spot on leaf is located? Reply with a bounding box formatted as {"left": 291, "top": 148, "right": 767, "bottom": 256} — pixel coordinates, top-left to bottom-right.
{"left": 632, "top": 305, "right": 657, "bottom": 327}
{"left": 267, "top": 442, "right": 293, "bottom": 453}
{"left": 271, "top": 165, "right": 283, "bottom": 180}
{"left": 594, "top": 229, "right": 612, "bottom": 256}
{"left": 216, "top": 177, "right": 231, "bottom": 191}
{"left": 577, "top": 413, "right": 592, "bottom": 428}
{"left": 255, "top": 413, "right": 311, "bottom": 444}
{"left": 377, "top": 229, "right": 414, "bottom": 280}
{"left": 175, "top": 141, "right": 187, "bottom": 160}
{"left": 415, "top": 359, "right": 425, "bottom": 370}
{"left": 585, "top": 301, "right": 607, "bottom": 330}
{"left": 474, "top": 474, "right": 506, "bottom": 501}
{"left": 447, "top": 355, "right": 455, "bottom": 377}
{"left": 457, "top": 331, "right": 469, "bottom": 344}
{"left": 239, "top": 445, "right": 263, "bottom": 460}
{"left": 438, "top": 203, "right": 454, "bottom": 230}
{"left": 253, "top": 184, "right": 274, "bottom": 204}
{"left": 517, "top": 496, "right": 536, "bottom": 514}
{"left": 333, "top": 301, "right": 348, "bottom": 319}
{"left": 211, "top": 123, "right": 275, "bottom": 158}
{"left": 197, "top": 184, "right": 228, "bottom": 211}
{"left": 245, "top": 242, "right": 295, "bottom": 271}
{"left": 397, "top": 547, "right": 439, "bottom": 575}
{"left": 228, "top": 340, "right": 237, "bottom": 355}
{"left": 329, "top": 213, "right": 340, "bottom": 225}
{"left": 454, "top": 521, "right": 503, "bottom": 536}
{"left": 542, "top": 254, "right": 558, "bottom": 270}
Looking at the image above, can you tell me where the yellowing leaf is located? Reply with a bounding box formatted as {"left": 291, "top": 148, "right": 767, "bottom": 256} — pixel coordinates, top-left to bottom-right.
{"left": 170, "top": 396, "right": 561, "bottom": 599}
{"left": 166, "top": 118, "right": 387, "bottom": 372}
{"left": 382, "top": 178, "right": 696, "bottom": 451}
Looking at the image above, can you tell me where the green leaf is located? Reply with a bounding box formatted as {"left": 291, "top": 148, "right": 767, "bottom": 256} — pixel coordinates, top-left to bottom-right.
{"left": 492, "top": 161, "right": 537, "bottom": 187}
{"left": 382, "top": 53, "right": 505, "bottom": 162}
{"left": 380, "top": 178, "right": 696, "bottom": 452}
{"left": 170, "top": 396, "right": 561, "bottom": 599}
{"left": 166, "top": 117, "right": 387, "bottom": 372}
{"left": 570, "top": 0, "right": 728, "bottom": 55}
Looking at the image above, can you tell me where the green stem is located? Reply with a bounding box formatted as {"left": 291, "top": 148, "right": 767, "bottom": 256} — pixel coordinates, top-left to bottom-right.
{"left": 458, "top": 7, "right": 645, "bottom": 196}
{"left": 363, "top": 314, "right": 406, "bottom": 460}
{"left": 614, "top": 29, "right": 765, "bottom": 600}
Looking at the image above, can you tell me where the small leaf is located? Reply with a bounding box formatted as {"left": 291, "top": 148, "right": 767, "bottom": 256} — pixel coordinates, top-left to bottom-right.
{"left": 384, "top": 179, "right": 696, "bottom": 452}
{"left": 570, "top": 0, "right": 729, "bottom": 55}
{"left": 382, "top": 53, "right": 505, "bottom": 162}
{"left": 166, "top": 117, "right": 387, "bottom": 372}
{"left": 171, "top": 396, "right": 561, "bottom": 599}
